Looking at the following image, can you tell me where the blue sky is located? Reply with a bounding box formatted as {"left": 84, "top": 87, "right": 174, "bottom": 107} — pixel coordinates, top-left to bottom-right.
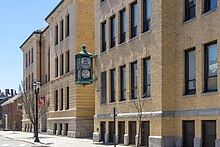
{"left": 0, "top": 0, "right": 61, "bottom": 92}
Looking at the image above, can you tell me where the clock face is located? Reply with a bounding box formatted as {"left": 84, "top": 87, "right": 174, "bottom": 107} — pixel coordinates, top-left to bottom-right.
{"left": 82, "top": 69, "right": 90, "bottom": 79}
{"left": 81, "top": 57, "right": 91, "bottom": 69}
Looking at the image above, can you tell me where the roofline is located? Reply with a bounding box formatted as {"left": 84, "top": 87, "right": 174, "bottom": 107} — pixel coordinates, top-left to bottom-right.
{"left": 45, "top": 0, "right": 65, "bottom": 21}
{"left": 19, "top": 26, "right": 49, "bottom": 49}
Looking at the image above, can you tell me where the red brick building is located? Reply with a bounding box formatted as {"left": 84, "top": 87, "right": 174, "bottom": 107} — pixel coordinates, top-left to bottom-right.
{"left": 1, "top": 94, "right": 22, "bottom": 131}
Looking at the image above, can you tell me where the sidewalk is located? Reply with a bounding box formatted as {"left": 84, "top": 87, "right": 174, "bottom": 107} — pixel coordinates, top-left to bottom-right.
{"left": 0, "top": 131, "right": 124, "bottom": 147}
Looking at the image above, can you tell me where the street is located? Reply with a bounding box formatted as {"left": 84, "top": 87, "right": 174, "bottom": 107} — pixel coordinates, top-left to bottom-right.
{"left": 0, "top": 135, "right": 36, "bottom": 147}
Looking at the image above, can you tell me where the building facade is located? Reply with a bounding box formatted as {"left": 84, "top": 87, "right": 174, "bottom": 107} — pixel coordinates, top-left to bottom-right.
{"left": 20, "top": 0, "right": 95, "bottom": 138}
{"left": 20, "top": 27, "right": 50, "bottom": 133}
{"left": 93, "top": 0, "right": 220, "bottom": 147}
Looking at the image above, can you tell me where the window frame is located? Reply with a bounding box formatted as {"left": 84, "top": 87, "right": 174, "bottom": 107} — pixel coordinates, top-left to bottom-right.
{"left": 204, "top": 0, "right": 218, "bottom": 13}
{"left": 110, "top": 69, "right": 116, "bottom": 103}
{"left": 185, "top": 0, "right": 196, "bottom": 21}
{"left": 60, "top": 20, "right": 64, "bottom": 42}
{"left": 143, "top": 0, "right": 151, "bottom": 32}
{"left": 204, "top": 41, "right": 218, "bottom": 92}
{"left": 120, "top": 9, "right": 126, "bottom": 44}
{"left": 101, "top": 71, "right": 107, "bottom": 104}
{"left": 55, "top": 25, "right": 58, "bottom": 45}
{"left": 143, "top": 57, "right": 151, "bottom": 98}
{"left": 65, "top": 14, "right": 70, "bottom": 38}
{"left": 131, "top": 61, "right": 138, "bottom": 99}
{"left": 130, "top": 1, "right": 138, "bottom": 39}
{"left": 110, "top": 15, "right": 116, "bottom": 48}
{"left": 185, "top": 48, "right": 196, "bottom": 95}
{"left": 120, "top": 65, "right": 126, "bottom": 101}
{"left": 101, "top": 21, "right": 107, "bottom": 53}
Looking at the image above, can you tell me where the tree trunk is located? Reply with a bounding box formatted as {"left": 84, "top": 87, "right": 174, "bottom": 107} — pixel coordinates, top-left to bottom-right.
{"left": 137, "top": 121, "right": 142, "bottom": 147}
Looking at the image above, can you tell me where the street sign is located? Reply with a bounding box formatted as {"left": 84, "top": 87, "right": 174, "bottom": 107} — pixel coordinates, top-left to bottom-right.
{"left": 38, "top": 96, "right": 46, "bottom": 107}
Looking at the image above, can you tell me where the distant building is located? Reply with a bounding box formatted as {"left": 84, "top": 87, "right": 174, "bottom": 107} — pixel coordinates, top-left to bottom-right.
{"left": 0, "top": 93, "right": 19, "bottom": 130}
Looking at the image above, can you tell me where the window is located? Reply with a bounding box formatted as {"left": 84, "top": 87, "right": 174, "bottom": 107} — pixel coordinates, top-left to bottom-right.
{"left": 143, "top": 0, "right": 151, "bottom": 32}
{"left": 110, "top": 69, "right": 116, "bottom": 102}
{"left": 185, "top": 49, "right": 196, "bottom": 94}
{"left": 204, "top": 42, "right": 217, "bottom": 92}
{"left": 101, "top": 71, "right": 106, "bottom": 104}
{"left": 204, "top": 0, "right": 217, "bottom": 13}
{"left": 202, "top": 120, "right": 216, "bottom": 147}
{"left": 120, "top": 9, "right": 126, "bottom": 44}
{"left": 26, "top": 53, "right": 28, "bottom": 67}
{"left": 48, "top": 48, "right": 50, "bottom": 81}
{"left": 131, "top": 62, "right": 138, "bottom": 99}
{"left": 60, "top": 88, "right": 63, "bottom": 110}
{"left": 143, "top": 58, "right": 151, "bottom": 97}
{"left": 17, "top": 104, "right": 23, "bottom": 111}
{"left": 55, "top": 90, "right": 58, "bottom": 111}
{"left": 101, "top": 21, "right": 107, "bottom": 52}
{"left": 66, "top": 87, "right": 69, "bottom": 110}
{"left": 60, "top": 20, "right": 64, "bottom": 42}
{"left": 185, "top": 0, "right": 196, "bottom": 21}
{"left": 55, "top": 57, "right": 58, "bottom": 78}
{"left": 110, "top": 15, "right": 116, "bottom": 48}
{"left": 55, "top": 25, "right": 58, "bottom": 45}
{"left": 131, "top": 2, "right": 138, "bottom": 39}
{"left": 120, "top": 66, "right": 126, "bottom": 101}
{"left": 60, "top": 54, "right": 64, "bottom": 76}
{"left": 31, "top": 48, "right": 34, "bottom": 63}
{"left": 28, "top": 51, "right": 30, "bottom": 65}
{"left": 65, "top": 50, "right": 70, "bottom": 73}
{"left": 183, "top": 121, "right": 195, "bottom": 147}
{"left": 66, "top": 14, "right": 70, "bottom": 37}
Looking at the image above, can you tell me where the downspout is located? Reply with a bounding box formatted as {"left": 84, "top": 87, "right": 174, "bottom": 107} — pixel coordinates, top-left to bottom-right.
{"left": 39, "top": 33, "right": 42, "bottom": 83}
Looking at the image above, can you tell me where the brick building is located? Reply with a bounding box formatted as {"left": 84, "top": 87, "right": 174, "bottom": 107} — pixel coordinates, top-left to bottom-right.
{"left": 1, "top": 94, "right": 22, "bottom": 131}
{"left": 93, "top": 0, "right": 220, "bottom": 147}
{"left": 20, "top": 0, "right": 95, "bottom": 138}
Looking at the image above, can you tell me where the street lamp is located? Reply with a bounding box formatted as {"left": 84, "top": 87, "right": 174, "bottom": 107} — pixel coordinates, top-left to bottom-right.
{"left": 33, "top": 81, "right": 40, "bottom": 142}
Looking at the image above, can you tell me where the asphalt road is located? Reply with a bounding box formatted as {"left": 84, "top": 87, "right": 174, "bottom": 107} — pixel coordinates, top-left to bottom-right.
{"left": 0, "top": 136, "right": 39, "bottom": 147}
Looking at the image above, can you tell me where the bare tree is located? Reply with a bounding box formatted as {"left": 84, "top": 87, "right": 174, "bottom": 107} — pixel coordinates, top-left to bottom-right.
{"left": 128, "top": 94, "right": 148, "bottom": 147}
{"left": 20, "top": 82, "right": 48, "bottom": 137}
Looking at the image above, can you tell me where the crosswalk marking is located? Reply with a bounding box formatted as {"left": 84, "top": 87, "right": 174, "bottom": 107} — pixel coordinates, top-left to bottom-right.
{"left": 1, "top": 144, "right": 27, "bottom": 146}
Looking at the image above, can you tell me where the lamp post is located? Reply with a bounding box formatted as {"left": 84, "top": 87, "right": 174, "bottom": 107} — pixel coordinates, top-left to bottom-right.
{"left": 33, "top": 81, "right": 40, "bottom": 142}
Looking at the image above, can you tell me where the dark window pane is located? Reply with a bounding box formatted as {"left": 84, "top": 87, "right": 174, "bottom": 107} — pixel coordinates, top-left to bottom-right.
{"left": 131, "top": 62, "right": 138, "bottom": 99}
{"left": 110, "top": 69, "right": 116, "bottom": 102}
{"left": 204, "top": 0, "right": 217, "bottom": 13}
{"left": 66, "top": 14, "right": 70, "bottom": 37}
{"left": 110, "top": 16, "right": 116, "bottom": 48}
{"left": 120, "top": 66, "right": 126, "bottom": 101}
{"left": 143, "top": 0, "right": 151, "bottom": 32}
{"left": 66, "top": 87, "right": 69, "bottom": 110}
{"left": 55, "top": 25, "right": 58, "bottom": 45}
{"left": 131, "top": 2, "right": 138, "bottom": 38}
{"left": 205, "top": 43, "right": 217, "bottom": 92}
{"left": 101, "top": 71, "right": 106, "bottom": 103}
{"left": 120, "top": 9, "right": 126, "bottom": 44}
{"left": 185, "top": 0, "right": 196, "bottom": 21}
{"left": 185, "top": 49, "right": 196, "bottom": 94}
{"left": 143, "top": 58, "right": 151, "bottom": 97}
{"left": 101, "top": 21, "right": 106, "bottom": 52}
